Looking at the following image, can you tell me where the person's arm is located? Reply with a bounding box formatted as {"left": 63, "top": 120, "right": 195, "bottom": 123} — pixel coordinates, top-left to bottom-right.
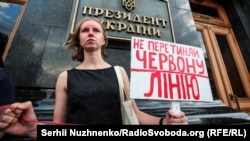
{"left": 119, "top": 66, "right": 188, "bottom": 125}
{"left": 53, "top": 71, "right": 68, "bottom": 123}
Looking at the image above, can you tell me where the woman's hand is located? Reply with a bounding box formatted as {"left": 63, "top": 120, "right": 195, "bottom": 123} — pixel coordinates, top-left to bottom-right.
{"left": 164, "top": 109, "right": 188, "bottom": 125}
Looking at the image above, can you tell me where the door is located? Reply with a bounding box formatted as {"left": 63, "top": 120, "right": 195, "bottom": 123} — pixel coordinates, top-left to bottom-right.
{"left": 190, "top": 0, "right": 250, "bottom": 114}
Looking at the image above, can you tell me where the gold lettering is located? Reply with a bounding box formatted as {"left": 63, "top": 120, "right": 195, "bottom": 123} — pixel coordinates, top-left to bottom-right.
{"left": 159, "top": 19, "right": 167, "bottom": 27}
{"left": 117, "top": 22, "right": 126, "bottom": 31}
{"left": 94, "top": 8, "right": 104, "bottom": 16}
{"left": 105, "top": 10, "right": 113, "bottom": 18}
{"left": 142, "top": 16, "right": 150, "bottom": 25}
{"left": 152, "top": 28, "right": 161, "bottom": 37}
{"left": 81, "top": 6, "right": 167, "bottom": 37}
{"left": 142, "top": 26, "right": 151, "bottom": 35}
{"left": 102, "top": 21, "right": 161, "bottom": 37}
{"left": 135, "top": 24, "right": 141, "bottom": 34}
{"left": 81, "top": 6, "right": 168, "bottom": 28}
{"left": 105, "top": 21, "right": 116, "bottom": 30}
{"left": 151, "top": 18, "right": 159, "bottom": 26}
{"left": 127, "top": 24, "right": 135, "bottom": 33}
{"left": 133, "top": 15, "right": 142, "bottom": 23}
{"left": 122, "top": 12, "right": 131, "bottom": 21}
{"left": 114, "top": 11, "right": 121, "bottom": 19}
{"left": 82, "top": 6, "right": 93, "bottom": 15}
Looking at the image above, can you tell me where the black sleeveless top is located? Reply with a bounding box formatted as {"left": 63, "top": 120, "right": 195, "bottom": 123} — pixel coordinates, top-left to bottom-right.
{"left": 66, "top": 66, "right": 123, "bottom": 125}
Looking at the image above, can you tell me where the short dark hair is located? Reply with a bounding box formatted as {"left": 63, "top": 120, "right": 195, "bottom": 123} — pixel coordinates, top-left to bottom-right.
{"left": 0, "top": 57, "right": 4, "bottom": 68}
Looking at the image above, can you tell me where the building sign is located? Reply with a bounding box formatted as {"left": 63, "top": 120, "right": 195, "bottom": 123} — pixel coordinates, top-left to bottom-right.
{"left": 130, "top": 36, "right": 213, "bottom": 102}
{"left": 69, "top": 0, "right": 174, "bottom": 42}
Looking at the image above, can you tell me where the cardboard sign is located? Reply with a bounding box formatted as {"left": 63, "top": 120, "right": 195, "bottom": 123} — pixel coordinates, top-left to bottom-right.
{"left": 130, "top": 36, "right": 213, "bottom": 102}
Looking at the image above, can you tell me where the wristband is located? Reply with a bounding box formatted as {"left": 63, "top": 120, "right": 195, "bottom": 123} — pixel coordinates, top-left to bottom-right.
{"left": 159, "top": 117, "right": 165, "bottom": 125}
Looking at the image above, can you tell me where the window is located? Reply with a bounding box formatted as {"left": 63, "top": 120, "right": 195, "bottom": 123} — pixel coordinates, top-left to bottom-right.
{"left": 0, "top": 0, "right": 26, "bottom": 59}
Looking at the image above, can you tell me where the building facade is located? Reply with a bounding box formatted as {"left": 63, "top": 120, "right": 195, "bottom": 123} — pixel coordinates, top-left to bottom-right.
{"left": 1, "top": 0, "right": 250, "bottom": 130}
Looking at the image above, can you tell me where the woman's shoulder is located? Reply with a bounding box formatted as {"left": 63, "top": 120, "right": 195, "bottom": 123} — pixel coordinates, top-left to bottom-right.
{"left": 57, "top": 70, "right": 68, "bottom": 80}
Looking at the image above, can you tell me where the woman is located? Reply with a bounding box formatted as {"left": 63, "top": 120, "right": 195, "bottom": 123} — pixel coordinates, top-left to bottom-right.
{"left": 0, "top": 18, "right": 187, "bottom": 140}
{"left": 53, "top": 17, "right": 188, "bottom": 125}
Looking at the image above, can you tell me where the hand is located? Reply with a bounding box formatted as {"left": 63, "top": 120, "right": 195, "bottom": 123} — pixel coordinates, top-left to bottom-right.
{"left": 0, "top": 101, "right": 37, "bottom": 140}
{"left": 164, "top": 109, "right": 188, "bottom": 125}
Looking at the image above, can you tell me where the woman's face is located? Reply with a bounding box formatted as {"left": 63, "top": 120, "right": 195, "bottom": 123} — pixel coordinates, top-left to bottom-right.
{"left": 79, "top": 20, "right": 105, "bottom": 52}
